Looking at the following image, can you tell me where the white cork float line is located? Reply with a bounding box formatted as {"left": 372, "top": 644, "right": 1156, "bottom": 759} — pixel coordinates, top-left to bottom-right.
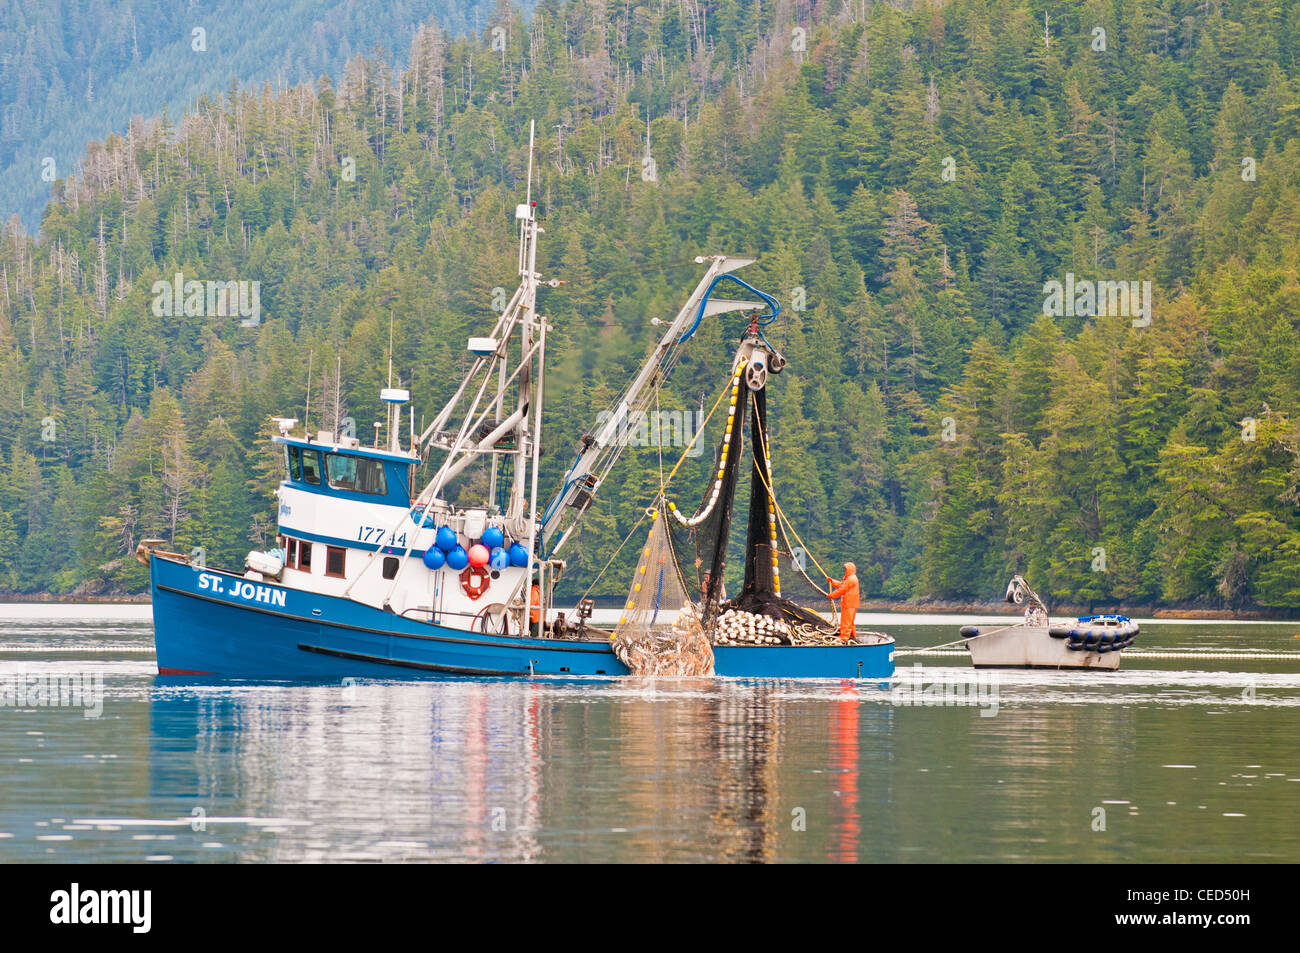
{"left": 671, "top": 361, "right": 747, "bottom": 529}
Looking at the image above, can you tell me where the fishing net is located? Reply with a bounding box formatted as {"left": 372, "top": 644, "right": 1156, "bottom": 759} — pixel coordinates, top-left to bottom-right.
{"left": 611, "top": 507, "right": 714, "bottom": 676}
{"left": 666, "top": 355, "right": 849, "bottom": 647}
{"left": 688, "top": 359, "right": 750, "bottom": 634}
{"left": 715, "top": 386, "right": 848, "bottom": 646}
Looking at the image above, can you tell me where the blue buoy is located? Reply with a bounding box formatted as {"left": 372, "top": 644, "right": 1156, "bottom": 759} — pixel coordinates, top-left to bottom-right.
{"left": 481, "top": 526, "right": 505, "bottom": 549}
{"left": 435, "top": 525, "right": 458, "bottom": 552}
{"left": 489, "top": 546, "right": 510, "bottom": 570}
{"left": 508, "top": 542, "right": 529, "bottom": 568}
{"left": 422, "top": 548, "right": 446, "bottom": 570}
{"left": 446, "top": 544, "right": 469, "bottom": 571}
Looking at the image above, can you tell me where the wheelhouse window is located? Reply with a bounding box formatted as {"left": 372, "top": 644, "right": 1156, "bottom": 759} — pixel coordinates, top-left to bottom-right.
{"left": 286, "top": 446, "right": 322, "bottom": 484}
{"left": 285, "top": 538, "right": 298, "bottom": 568}
{"left": 299, "top": 448, "right": 322, "bottom": 484}
{"left": 298, "top": 540, "right": 313, "bottom": 571}
{"left": 325, "top": 453, "right": 387, "bottom": 496}
{"left": 325, "top": 546, "right": 346, "bottom": 578}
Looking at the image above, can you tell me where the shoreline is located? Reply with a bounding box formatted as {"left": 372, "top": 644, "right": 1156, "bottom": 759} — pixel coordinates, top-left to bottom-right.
{"left": 0, "top": 593, "right": 152, "bottom": 604}
{"left": 0, "top": 592, "right": 1295, "bottom": 621}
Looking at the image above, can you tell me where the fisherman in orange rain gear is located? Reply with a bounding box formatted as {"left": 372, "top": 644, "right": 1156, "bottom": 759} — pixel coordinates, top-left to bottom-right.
{"left": 529, "top": 583, "right": 542, "bottom": 638}
{"left": 826, "top": 562, "right": 860, "bottom": 642}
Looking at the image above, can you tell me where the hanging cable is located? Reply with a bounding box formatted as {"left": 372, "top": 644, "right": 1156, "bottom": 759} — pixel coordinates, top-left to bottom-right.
{"left": 677, "top": 274, "right": 780, "bottom": 344}
{"left": 573, "top": 505, "right": 656, "bottom": 606}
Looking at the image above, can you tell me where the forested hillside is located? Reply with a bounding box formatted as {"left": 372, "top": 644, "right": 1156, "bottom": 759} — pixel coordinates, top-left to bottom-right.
{"left": 0, "top": 0, "right": 525, "bottom": 231}
{"left": 2, "top": 0, "right": 1299, "bottom": 611}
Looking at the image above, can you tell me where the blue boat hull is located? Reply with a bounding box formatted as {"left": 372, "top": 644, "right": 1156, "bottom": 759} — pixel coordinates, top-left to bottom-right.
{"left": 149, "top": 558, "right": 895, "bottom": 679}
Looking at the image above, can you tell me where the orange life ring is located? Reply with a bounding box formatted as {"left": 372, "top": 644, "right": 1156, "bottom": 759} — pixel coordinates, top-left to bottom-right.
{"left": 460, "top": 565, "right": 491, "bottom": 600}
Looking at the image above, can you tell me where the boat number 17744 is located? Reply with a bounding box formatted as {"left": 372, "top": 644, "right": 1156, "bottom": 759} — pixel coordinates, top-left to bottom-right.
{"left": 357, "top": 525, "right": 406, "bottom": 547}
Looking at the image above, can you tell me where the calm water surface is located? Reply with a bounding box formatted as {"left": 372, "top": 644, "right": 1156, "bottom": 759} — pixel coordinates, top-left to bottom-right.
{"left": 2, "top": 605, "right": 1299, "bottom": 863}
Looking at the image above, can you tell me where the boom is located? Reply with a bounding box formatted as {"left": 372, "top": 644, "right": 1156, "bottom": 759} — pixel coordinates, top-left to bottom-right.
{"left": 539, "top": 255, "right": 770, "bottom": 558}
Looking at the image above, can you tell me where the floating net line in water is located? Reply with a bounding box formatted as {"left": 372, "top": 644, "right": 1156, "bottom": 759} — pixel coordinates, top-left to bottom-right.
{"left": 611, "top": 506, "right": 714, "bottom": 676}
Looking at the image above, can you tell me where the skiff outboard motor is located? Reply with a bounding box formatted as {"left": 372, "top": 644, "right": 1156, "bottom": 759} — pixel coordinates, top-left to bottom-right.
{"left": 1005, "top": 576, "right": 1025, "bottom": 604}
{"left": 1005, "top": 573, "right": 1047, "bottom": 626}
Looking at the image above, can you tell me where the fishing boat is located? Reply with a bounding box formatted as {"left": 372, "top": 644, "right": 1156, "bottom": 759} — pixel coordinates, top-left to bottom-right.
{"left": 143, "top": 124, "right": 894, "bottom": 680}
{"left": 957, "top": 575, "right": 1137, "bottom": 670}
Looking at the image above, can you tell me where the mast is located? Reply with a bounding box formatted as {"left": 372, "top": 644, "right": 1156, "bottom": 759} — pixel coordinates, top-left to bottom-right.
{"left": 371, "top": 121, "right": 768, "bottom": 616}
{"left": 389, "top": 123, "right": 547, "bottom": 595}
{"left": 415, "top": 123, "right": 544, "bottom": 522}
{"left": 522, "top": 122, "right": 545, "bottom": 589}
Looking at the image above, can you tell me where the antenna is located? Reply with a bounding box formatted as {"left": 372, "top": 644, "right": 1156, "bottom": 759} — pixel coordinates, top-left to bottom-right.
{"left": 526, "top": 119, "right": 535, "bottom": 209}
{"left": 334, "top": 353, "right": 341, "bottom": 438}
{"left": 304, "top": 349, "right": 313, "bottom": 430}
{"left": 387, "top": 312, "right": 395, "bottom": 443}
